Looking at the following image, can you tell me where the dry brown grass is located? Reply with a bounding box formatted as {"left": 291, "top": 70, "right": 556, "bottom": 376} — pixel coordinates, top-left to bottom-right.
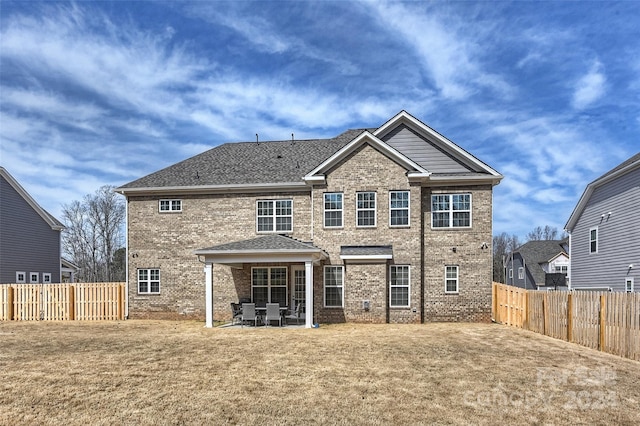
{"left": 0, "top": 321, "right": 638, "bottom": 425}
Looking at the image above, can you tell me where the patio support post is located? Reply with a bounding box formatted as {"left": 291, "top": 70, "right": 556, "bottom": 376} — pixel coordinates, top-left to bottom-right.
{"left": 305, "top": 260, "right": 313, "bottom": 328}
{"left": 205, "top": 262, "right": 213, "bottom": 328}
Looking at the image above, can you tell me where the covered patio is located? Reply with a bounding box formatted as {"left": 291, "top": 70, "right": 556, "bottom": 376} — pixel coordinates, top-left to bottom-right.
{"left": 194, "top": 234, "right": 328, "bottom": 328}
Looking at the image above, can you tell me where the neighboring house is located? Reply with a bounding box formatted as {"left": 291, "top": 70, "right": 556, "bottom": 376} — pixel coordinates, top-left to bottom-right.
{"left": 116, "top": 111, "right": 503, "bottom": 327}
{"left": 0, "top": 167, "right": 65, "bottom": 284}
{"left": 61, "top": 258, "right": 79, "bottom": 283}
{"left": 504, "top": 240, "right": 569, "bottom": 290}
{"left": 565, "top": 153, "right": 640, "bottom": 292}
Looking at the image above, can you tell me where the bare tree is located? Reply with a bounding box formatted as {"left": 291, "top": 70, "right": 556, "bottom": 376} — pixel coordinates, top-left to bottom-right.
{"left": 493, "top": 232, "right": 520, "bottom": 283}
{"left": 62, "top": 185, "right": 125, "bottom": 282}
{"left": 526, "top": 225, "right": 566, "bottom": 241}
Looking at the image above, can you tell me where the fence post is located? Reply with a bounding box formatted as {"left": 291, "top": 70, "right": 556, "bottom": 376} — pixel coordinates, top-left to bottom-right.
{"left": 492, "top": 283, "right": 497, "bottom": 322}
{"left": 599, "top": 294, "right": 606, "bottom": 351}
{"left": 524, "top": 290, "right": 529, "bottom": 330}
{"left": 8, "top": 286, "right": 14, "bottom": 320}
{"left": 117, "top": 283, "right": 123, "bottom": 320}
{"left": 69, "top": 285, "right": 75, "bottom": 320}
{"left": 567, "top": 292, "right": 573, "bottom": 343}
{"left": 542, "top": 293, "right": 547, "bottom": 336}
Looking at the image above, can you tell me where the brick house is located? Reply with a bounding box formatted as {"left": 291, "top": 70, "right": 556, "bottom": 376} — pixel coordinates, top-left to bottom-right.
{"left": 116, "top": 111, "right": 502, "bottom": 327}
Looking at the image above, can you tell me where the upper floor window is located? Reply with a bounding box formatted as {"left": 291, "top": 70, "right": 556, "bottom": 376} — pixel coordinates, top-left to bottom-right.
{"left": 390, "top": 265, "right": 410, "bottom": 307}
{"left": 324, "top": 266, "right": 344, "bottom": 307}
{"left": 554, "top": 265, "right": 568, "bottom": 273}
{"left": 445, "top": 265, "right": 459, "bottom": 293}
{"left": 324, "top": 193, "right": 343, "bottom": 228}
{"left": 432, "top": 194, "right": 471, "bottom": 228}
{"left": 159, "top": 199, "right": 182, "bottom": 212}
{"left": 390, "top": 191, "right": 410, "bottom": 227}
{"left": 257, "top": 199, "right": 292, "bottom": 233}
{"left": 518, "top": 267, "right": 524, "bottom": 279}
{"left": 589, "top": 227, "right": 598, "bottom": 254}
{"left": 138, "top": 268, "right": 160, "bottom": 294}
{"left": 16, "top": 271, "right": 26, "bottom": 284}
{"left": 356, "top": 192, "right": 376, "bottom": 227}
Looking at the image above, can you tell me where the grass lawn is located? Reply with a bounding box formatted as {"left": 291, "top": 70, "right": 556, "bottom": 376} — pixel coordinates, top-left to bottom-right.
{"left": 0, "top": 321, "right": 638, "bottom": 425}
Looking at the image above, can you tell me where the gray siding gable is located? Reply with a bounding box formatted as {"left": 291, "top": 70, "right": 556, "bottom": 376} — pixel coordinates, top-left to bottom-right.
{"left": 381, "top": 124, "right": 475, "bottom": 174}
{"left": 570, "top": 162, "right": 640, "bottom": 291}
{"left": 0, "top": 172, "right": 62, "bottom": 283}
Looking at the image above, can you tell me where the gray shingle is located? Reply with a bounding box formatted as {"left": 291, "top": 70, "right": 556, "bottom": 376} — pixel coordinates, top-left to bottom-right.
{"left": 514, "top": 240, "right": 568, "bottom": 285}
{"left": 195, "top": 234, "right": 324, "bottom": 254}
{"left": 119, "top": 129, "right": 365, "bottom": 189}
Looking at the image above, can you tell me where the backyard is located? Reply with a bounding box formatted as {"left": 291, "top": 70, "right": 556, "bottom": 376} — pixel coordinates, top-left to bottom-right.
{"left": 0, "top": 321, "right": 638, "bottom": 425}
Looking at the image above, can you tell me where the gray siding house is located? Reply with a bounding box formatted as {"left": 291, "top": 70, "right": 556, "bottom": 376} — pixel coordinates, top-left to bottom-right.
{"left": 565, "top": 153, "right": 640, "bottom": 292}
{"left": 504, "top": 240, "right": 569, "bottom": 290}
{"left": 116, "top": 111, "right": 503, "bottom": 327}
{"left": 0, "top": 167, "right": 64, "bottom": 284}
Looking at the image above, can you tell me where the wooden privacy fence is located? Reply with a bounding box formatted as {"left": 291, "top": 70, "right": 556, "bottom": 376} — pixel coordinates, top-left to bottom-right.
{"left": 0, "top": 282, "right": 125, "bottom": 321}
{"left": 492, "top": 282, "right": 640, "bottom": 361}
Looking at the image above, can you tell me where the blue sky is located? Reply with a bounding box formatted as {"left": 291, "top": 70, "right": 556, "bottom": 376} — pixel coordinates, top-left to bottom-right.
{"left": 1, "top": 1, "right": 638, "bottom": 240}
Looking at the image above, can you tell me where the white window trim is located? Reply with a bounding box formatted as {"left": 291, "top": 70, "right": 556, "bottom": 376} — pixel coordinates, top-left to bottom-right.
{"left": 626, "top": 278, "right": 634, "bottom": 293}
{"left": 43, "top": 273, "right": 52, "bottom": 283}
{"left": 29, "top": 272, "right": 39, "bottom": 284}
{"left": 389, "top": 265, "right": 410, "bottom": 308}
{"left": 324, "top": 192, "right": 344, "bottom": 228}
{"left": 324, "top": 265, "right": 344, "bottom": 307}
{"left": 508, "top": 269, "right": 513, "bottom": 279}
{"left": 16, "top": 271, "right": 26, "bottom": 284}
{"left": 159, "top": 199, "right": 182, "bottom": 213}
{"left": 431, "top": 193, "right": 472, "bottom": 229}
{"left": 518, "top": 267, "right": 524, "bottom": 280}
{"left": 251, "top": 266, "right": 288, "bottom": 304}
{"left": 589, "top": 226, "right": 598, "bottom": 254}
{"left": 389, "top": 190, "right": 410, "bottom": 227}
{"left": 356, "top": 191, "right": 376, "bottom": 228}
{"left": 445, "top": 265, "right": 459, "bottom": 294}
{"left": 256, "top": 199, "right": 293, "bottom": 233}
{"left": 138, "top": 268, "right": 161, "bottom": 294}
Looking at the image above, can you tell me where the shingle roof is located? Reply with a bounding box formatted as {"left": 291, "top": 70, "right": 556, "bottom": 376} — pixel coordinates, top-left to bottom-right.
{"left": 514, "top": 240, "right": 568, "bottom": 285}
{"left": 119, "top": 129, "right": 365, "bottom": 189}
{"left": 195, "top": 234, "right": 325, "bottom": 254}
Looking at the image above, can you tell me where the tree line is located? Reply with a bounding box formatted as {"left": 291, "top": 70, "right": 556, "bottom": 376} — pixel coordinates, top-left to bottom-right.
{"left": 62, "top": 185, "right": 125, "bottom": 282}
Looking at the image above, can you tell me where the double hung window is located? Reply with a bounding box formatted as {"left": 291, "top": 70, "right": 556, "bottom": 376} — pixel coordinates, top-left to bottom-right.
{"left": 432, "top": 194, "right": 471, "bottom": 228}
{"left": 390, "top": 265, "right": 410, "bottom": 307}
{"left": 324, "top": 193, "right": 343, "bottom": 228}
{"left": 390, "top": 191, "right": 410, "bottom": 227}
{"left": 257, "top": 200, "right": 292, "bottom": 232}
{"left": 324, "top": 266, "right": 344, "bottom": 307}
{"left": 445, "top": 265, "right": 459, "bottom": 293}
{"left": 138, "top": 269, "right": 160, "bottom": 294}
{"left": 589, "top": 227, "right": 598, "bottom": 254}
{"left": 356, "top": 192, "right": 376, "bottom": 227}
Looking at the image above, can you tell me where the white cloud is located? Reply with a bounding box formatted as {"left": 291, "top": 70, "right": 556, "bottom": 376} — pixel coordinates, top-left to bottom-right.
{"left": 571, "top": 60, "right": 606, "bottom": 110}
{"left": 366, "top": 1, "right": 512, "bottom": 101}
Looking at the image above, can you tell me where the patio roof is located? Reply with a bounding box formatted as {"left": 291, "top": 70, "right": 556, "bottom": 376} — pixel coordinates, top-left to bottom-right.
{"left": 194, "top": 234, "right": 328, "bottom": 265}
{"left": 340, "top": 245, "right": 393, "bottom": 262}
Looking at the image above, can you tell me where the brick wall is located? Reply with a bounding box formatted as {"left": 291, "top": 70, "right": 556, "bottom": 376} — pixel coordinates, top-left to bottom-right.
{"left": 126, "top": 143, "right": 494, "bottom": 324}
